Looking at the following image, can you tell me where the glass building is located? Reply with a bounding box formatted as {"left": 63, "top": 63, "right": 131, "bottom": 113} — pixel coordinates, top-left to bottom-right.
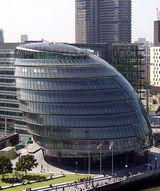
{"left": 15, "top": 42, "right": 153, "bottom": 165}
{"left": 0, "top": 43, "right": 26, "bottom": 132}
{"left": 70, "top": 43, "right": 145, "bottom": 100}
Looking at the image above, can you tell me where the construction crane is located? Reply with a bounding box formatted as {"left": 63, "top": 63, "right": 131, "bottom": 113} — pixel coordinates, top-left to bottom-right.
{"left": 156, "top": 8, "right": 160, "bottom": 20}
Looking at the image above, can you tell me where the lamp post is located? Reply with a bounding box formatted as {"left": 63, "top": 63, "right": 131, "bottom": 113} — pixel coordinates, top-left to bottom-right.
{"left": 75, "top": 160, "right": 78, "bottom": 174}
{"left": 111, "top": 143, "right": 114, "bottom": 176}
{"left": 125, "top": 164, "right": 128, "bottom": 177}
{"left": 100, "top": 145, "right": 102, "bottom": 174}
{"left": 88, "top": 149, "right": 91, "bottom": 174}
{"left": 5, "top": 117, "right": 7, "bottom": 135}
{"left": 155, "top": 157, "right": 158, "bottom": 169}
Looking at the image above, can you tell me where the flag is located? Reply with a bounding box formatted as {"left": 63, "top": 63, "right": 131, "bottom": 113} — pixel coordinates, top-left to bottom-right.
{"left": 96, "top": 141, "right": 103, "bottom": 150}
{"left": 109, "top": 141, "right": 113, "bottom": 150}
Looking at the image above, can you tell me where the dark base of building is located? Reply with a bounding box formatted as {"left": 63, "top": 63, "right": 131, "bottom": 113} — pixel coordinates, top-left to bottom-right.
{"left": 43, "top": 149, "right": 150, "bottom": 173}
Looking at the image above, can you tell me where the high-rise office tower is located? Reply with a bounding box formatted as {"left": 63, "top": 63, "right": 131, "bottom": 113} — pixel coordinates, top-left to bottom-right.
{"left": 154, "top": 21, "right": 160, "bottom": 45}
{"left": 0, "top": 29, "right": 4, "bottom": 43}
{"left": 154, "top": 9, "right": 160, "bottom": 45}
{"left": 75, "top": 0, "right": 131, "bottom": 44}
{"left": 21, "top": 34, "right": 28, "bottom": 43}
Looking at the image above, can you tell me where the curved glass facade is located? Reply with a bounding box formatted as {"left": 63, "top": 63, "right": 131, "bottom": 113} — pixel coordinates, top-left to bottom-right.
{"left": 15, "top": 42, "right": 153, "bottom": 159}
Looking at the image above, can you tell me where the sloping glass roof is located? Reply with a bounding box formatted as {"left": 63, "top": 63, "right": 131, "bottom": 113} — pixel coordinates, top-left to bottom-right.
{"left": 17, "top": 41, "right": 88, "bottom": 56}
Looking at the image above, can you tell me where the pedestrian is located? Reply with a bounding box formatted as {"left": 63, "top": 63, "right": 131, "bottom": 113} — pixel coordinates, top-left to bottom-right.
{"left": 41, "top": 164, "right": 43, "bottom": 172}
{"left": 96, "top": 182, "right": 99, "bottom": 187}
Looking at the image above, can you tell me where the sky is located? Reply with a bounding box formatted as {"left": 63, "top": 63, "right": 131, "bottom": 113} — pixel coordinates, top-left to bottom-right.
{"left": 0, "top": 0, "right": 159, "bottom": 43}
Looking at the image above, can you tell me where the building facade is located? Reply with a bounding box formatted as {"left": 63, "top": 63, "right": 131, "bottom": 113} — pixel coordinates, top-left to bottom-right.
{"left": 75, "top": 0, "right": 131, "bottom": 44}
{"left": 21, "top": 34, "right": 28, "bottom": 43}
{"left": 15, "top": 42, "right": 153, "bottom": 165}
{"left": 154, "top": 21, "right": 160, "bottom": 45}
{"left": 70, "top": 43, "right": 110, "bottom": 62}
{"left": 111, "top": 43, "right": 145, "bottom": 97}
{"left": 0, "top": 43, "right": 26, "bottom": 132}
{"left": 71, "top": 43, "right": 145, "bottom": 99}
{"left": 150, "top": 46, "right": 160, "bottom": 87}
{"left": 0, "top": 29, "right": 4, "bottom": 43}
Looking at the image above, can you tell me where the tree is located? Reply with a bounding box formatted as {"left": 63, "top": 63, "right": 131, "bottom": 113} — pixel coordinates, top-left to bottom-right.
{"left": 0, "top": 155, "right": 13, "bottom": 179}
{"left": 15, "top": 154, "right": 38, "bottom": 175}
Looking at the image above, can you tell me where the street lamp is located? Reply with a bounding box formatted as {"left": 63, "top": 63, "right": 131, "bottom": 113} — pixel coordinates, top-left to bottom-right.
{"left": 5, "top": 117, "right": 7, "bottom": 135}
{"left": 75, "top": 160, "right": 78, "bottom": 174}
{"left": 155, "top": 157, "right": 158, "bottom": 169}
{"left": 125, "top": 164, "right": 128, "bottom": 176}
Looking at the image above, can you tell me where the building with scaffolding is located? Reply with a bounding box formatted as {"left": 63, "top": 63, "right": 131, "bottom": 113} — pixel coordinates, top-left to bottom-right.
{"left": 111, "top": 43, "right": 145, "bottom": 99}
{"left": 71, "top": 43, "right": 145, "bottom": 99}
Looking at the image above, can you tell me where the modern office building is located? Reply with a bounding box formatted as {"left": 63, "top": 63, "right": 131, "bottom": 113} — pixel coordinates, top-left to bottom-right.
{"left": 150, "top": 46, "right": 160, "bottom": 87}
{"left": 15, "top": 42, "right": 153, "bottom": 166}
{"left": 0, "top": 43, "right": 26, "bottom": 132}
{"left": 154, "top": 21, "right": 160, "bottom": 45}
{"left": 70, "top": 43, "right": 110, "bottom": 62}
{"left": 75, "top": 0, "right": 131, "bottom": 44}
{"left": 71, "top": 43, "right": 145, "bottom": 99}
{"left": 21, "top": 34, "right": 28, "bottom": 43}
{"left": 154, "top": 8, "right": 160, "bottom": 45}
{"left": 0, "top": 29, "right": 4, "bottom": 43}
{"left": 111, "top": 43, "right": 145, "bottom": 98}
{"left": 134, "top": 38, "right": 152, "bottom": 83}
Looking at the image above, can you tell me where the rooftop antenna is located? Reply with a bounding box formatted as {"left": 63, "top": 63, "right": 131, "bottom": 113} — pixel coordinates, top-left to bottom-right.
{"left": 156, "top": 8, "right": 160, "bottom": 20}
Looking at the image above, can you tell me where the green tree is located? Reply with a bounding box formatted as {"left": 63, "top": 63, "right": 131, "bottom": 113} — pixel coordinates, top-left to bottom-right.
{"left": 15, "top": 154, "right": 38, "bottom": 175}
{"left": 0, "top": 155, "right": 13, "bottom": 179}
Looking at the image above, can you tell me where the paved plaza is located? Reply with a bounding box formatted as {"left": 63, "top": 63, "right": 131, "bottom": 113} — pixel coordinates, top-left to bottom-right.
{"left": 12, "top": 141, "right": 160, "bottom": 175}
{"left": 12, "top": 142, "right": 74, "bottom": 174}
{"left": 10, "top": 142, "right": 160, "bottom": 191}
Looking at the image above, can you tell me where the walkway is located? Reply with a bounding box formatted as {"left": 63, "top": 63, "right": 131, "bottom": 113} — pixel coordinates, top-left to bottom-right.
{"left": 11, "top": 143, "right": 160, "bottom": 191}
{"left": 12, "top": 143, "right": 73, "bottom": 174}
{"left": 23, "top": 175, "right": 123, "bottom": 191}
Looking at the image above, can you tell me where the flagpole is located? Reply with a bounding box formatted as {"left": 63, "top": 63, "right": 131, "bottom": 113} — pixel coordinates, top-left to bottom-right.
{"left": 97, "top": 141, "right": 103, "bottom": 174}
{"left": 88, "top": 150, "right": 90, "bottom": 174}
{"left": 100, "top": 145, "right": 102, "bottom": 174}
{"left": 88, "top": 141, "right": 91, "bottom": 174}
{"left": 112, "top": 141, "right": 114, "bottom": 176}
